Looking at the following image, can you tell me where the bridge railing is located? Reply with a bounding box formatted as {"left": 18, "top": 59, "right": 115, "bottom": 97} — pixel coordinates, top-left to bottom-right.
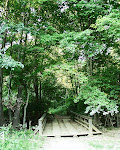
{"left": 70, "top": 111, "right": 101, "bottom": 136}
{"left": 38, "top": 113, "right": 47, "bottom": 135}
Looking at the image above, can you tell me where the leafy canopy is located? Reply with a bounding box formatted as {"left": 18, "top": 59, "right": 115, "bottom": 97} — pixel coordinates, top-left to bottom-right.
{"left": 74, "top": 85, "right": 118, "bottom": 116}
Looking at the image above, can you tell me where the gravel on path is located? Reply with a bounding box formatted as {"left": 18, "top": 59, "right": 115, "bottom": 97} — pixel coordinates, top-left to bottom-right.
{"left": 41, "top": 137, "right": 92, "bottom": 150}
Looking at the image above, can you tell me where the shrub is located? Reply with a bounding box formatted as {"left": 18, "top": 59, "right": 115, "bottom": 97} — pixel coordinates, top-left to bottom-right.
{"left": 0, "top": 124, "right": 44, "bottom": 150}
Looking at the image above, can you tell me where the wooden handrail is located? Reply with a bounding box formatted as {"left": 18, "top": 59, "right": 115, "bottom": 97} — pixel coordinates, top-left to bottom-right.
{"left": 71, "top": 111, "right": 91, "bottom": 119}
{"left": 39, "top": 113, "right": 46, "bottom": 121}
{"left": 70, "top": 111, "right": 102, "bottom": 135}
{"left": 38, "top": 113, "right": 47, "bottom": 135}
{"left": 70, "top": 111, "right": 93, "bottom": 136}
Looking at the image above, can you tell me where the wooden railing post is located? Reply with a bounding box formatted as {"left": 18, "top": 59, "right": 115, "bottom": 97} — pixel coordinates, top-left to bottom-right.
{"left": 38, "top": 113, "right": 47, "bottom": 135}
{"left": 29, "top": 120, "right": 32, "bottom": 130}
{"left": 38, "top": 119, "right": 43, "bottom": 135}
{"left": 89, "top": 118, "right": 93, "bottom": 136}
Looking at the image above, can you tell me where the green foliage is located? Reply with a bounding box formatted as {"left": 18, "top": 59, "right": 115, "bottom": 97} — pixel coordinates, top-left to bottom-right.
{"left": 49, "top": 105, "right": 68, "bottom": 115}
{"left": 0, "top": 52, "right": 24, "bottom": 69}
{"left": 39, "top": 33, "right": 62, "bottom": 46}
{"left": 0, "top": 0, "right": 120, "bottom": 127}
{"left": 95, "top": 9, "right": 120, "bottom": 40}
{"left": 0, "top": 124, "right": 44, "bottom": 150}
{"left": 60, "top": 29, "right": 106, "bottom": 60}
{"left": 74, "top": 85, "right": 118, "bottom": 116}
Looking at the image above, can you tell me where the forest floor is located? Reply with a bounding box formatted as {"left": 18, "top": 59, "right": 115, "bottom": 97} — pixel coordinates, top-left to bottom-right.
{"left": 40, "top": 128, "right": 120, "bottom": 150}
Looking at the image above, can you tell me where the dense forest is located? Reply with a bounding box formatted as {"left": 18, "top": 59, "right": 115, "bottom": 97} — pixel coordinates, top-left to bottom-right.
{"left": 0, "top": 0, "right": 120, "bottom": 129}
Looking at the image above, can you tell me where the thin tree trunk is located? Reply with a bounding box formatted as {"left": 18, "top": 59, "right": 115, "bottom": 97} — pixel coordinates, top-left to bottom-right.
{"left": 86, "top": 56, "right": 93, "bottom": 76}
{"left": 0, "top": 0, "right": 9, "bottom": 126}
{"left": 13, "top": 86, "right": 22, "bottom": 129}
{"left": 13, "top": 2, "right": 31, "bottom": 127}
{"left": 13, "top": 30, "right": 23, "bottom": 128}
{"left": 40, "top": 80, "right": 42, "bottom": 100}
{"left": 34, "top": 77, "right": 39, "bottom": 102}
{"left": 74, "top": 76, "right": 78, "bottom": 96}
{"left": 8, "top": 41, "right": 13, "bottom": 123}
{"left": 70, "top": 75, "right": 74, "bottom": 95}
{"left": 0, "top": 28, "right": 7, "bottom": 125}
{"left": 8, "top": 70, "right": 12, "bottom": 123}
{"left": 86, "top": 56, "right": 90, "bottom": 76}
{"left": 90, "top": 57, "right": 93, "bottom": 76}
{"left": 23, "top": 88, "right": 30, "bottom": 128}
{"left": 0, "top": 68, "right": 3, "bottom": 126}
{"left": 40, "top": 79, "right": 44, "bottom": 114}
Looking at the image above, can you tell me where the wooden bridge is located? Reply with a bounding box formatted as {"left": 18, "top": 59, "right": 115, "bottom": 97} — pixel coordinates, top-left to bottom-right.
{"left": 35, "top": 112, "right": 102, "bottom": 137}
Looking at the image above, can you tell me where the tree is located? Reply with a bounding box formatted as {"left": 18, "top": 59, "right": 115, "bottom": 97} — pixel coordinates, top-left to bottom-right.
{"left": 0, "top": 0, "right": 120, "bottom": 128}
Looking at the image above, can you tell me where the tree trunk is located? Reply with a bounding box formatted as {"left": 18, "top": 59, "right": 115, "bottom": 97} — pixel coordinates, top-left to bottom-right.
{"left": 90, "top": 57, "right": 93, "bottom": 76}
{"left": 23, "top": 88, "right": 30, "bottom": 128}
{"left": 0, "top": 30, "right": 7, "bottom": 126}
{"left": 0, "top": 0, "right": 9, "bottom": 126}
{"left": 40, "top": 79, "right": 44, "bottom": 114}
{"left": 8, "top": 41, "right": 13, "bottom": 123}
{"left": 8, "top": 70, "right": 12, "bottom": 123}
{"left": 34, "top": 77, "right": 39, "bottom": 102}
{"left": 86, "top": 56, "right": 93, "bottom": 76}
{"left": 13, "top": 86, "right": 22, "bottom": 129}
{"left": 74, "top": 76, "right": 78, "bottom": 96}
{"left": 40, "top": 80, "right": 42, "bottom": 100}
{"left": 70, "top": 75, "right": 74, "bottom": 95}
{"left": 13, "top": 30, "right": 23, "bottom": 129}
{"left": 0, "top": 68, "right": 4, "bottom": 126}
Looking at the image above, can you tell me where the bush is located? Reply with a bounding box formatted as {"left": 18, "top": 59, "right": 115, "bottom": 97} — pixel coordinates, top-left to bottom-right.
{"left": 0, "top": 124, "right": 44, "bottom": 150}
{"left": 74, "top": 85, "right": 118, "bottom": 116}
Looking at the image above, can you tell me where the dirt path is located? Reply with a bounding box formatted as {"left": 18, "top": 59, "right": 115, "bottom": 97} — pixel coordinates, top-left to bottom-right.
{"left": 40, "top": 128, "right": 120, "bottom": 150}
{"left": 41, "top": 137, "right": 91, "bottom": 150}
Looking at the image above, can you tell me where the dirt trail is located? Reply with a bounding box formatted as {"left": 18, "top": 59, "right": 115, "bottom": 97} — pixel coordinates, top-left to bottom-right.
{"left": 41, "top": 137, "right": 91, "bottom": 150}
{"left": 40, "top": 128, "right": 120, "bottom": 150}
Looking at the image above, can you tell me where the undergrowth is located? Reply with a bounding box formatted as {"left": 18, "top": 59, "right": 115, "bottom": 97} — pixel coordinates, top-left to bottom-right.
{"left": 0, "top": 124, "right": 44, "bottom": 150}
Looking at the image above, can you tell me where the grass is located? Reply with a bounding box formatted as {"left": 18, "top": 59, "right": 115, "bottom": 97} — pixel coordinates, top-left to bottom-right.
{"left": 88, "top": 141, "right": 119, "bottom": 150}
{"left": 48, "top": 105, "right": 67, "bottom": 115}
{"left": 89, "top": 141, "right": 104, "bottom": 149}
{"left": 0, "top": 124, "right": 44, "bottom": 150}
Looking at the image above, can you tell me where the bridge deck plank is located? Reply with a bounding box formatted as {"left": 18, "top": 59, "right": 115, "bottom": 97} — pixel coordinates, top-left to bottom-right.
{"left": 58, "top": 119, "right": 69, "bottom": 136}
{"left": 42, "top": 117, "right": 101, "bottom": 137}
{"left": 43, "top": 121, "right": 53, "bottom": 136}
{"left": 52, "top": 119, "right": 61, "bottom": 136}
{"left": 69, "top": 119, "right": 88, "bottom": 134}
{"left": 62, "top": 119, "right": 78, "bottom": 135}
